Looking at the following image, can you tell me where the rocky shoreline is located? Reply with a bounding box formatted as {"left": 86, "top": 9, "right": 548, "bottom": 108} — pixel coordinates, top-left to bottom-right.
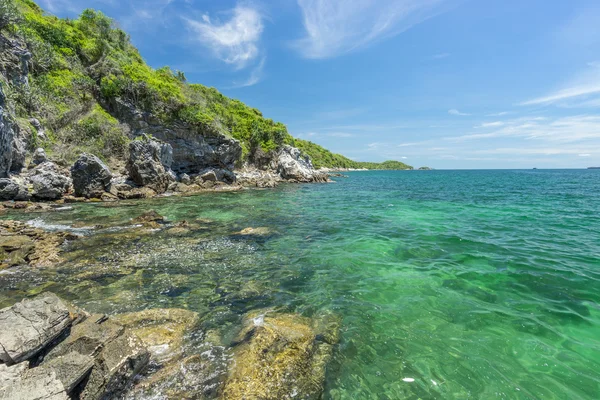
{"left": 1, "top": 132, "right": 331, "bottom": 205}
{"left": 0, "top": 293, "right": 340, "bottom": 400}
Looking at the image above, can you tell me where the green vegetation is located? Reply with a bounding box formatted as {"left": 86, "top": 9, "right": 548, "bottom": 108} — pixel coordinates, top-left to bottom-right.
{"left": 0, "top": 0, "right": 412, "bottom": 169}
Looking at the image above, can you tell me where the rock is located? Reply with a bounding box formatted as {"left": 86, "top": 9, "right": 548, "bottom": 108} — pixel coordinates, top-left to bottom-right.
{"left": 0, "top": 178, "right": 29, "bottom": 201}
{"left": 0, "top": 369, "right": 69, "bottom": 400}
{"left": 0, "top": 352, "right": 94, "bottom": 400}
{"left": 0, "top": 293, "right": 74, "bottom": 365}
{"left": 234, "top": 227, "right": 273, "bottom": 236}
{"left": 43, "top": 314, "right": 150, "bottom": 400}
{"left": 127, "top": 351, "right": 227, "bottom": 400}
{"left": 28, "top": 162, "right": 71, "bottom": 200}
{"left": 179, "top": 173, "right": 191, "bottom": 185}
{"left": 113, "top": 99, "right": 242, "bottom": 173}
{"left": 127, "top": 136, "right": 174, "bottom": 193}
{"left": 79, "top": 327, "right": 149, "bottom": 400}
{"left": 0, "top": 86, "right": 16, "bottom": 179}
{"left": 131, "top": 210, "right": 164, "bottom": 227}
{"left": 31, "top": 147, "right": 47, "bottom": 166}
{"left": 70, "top": 153, "right": 112, "bottom": 198}
{"left": 0, "top": 362, "right": 28, "bottom": 387}
{"left": 10, "top": 125, "right": 27, "bottom": 173}
{"left": 0, "top": 220, "right": 79, "bottom": 269}
{"left": 199, "top": 170, "right": 217, "bottom": 182}
{"left": 274, "top": 145, "right": 329, "bottom": 183}
{"left": 222, "top": 311, "right": 340, "bottom": 400}
{"left": 112, "top": 308, "right": 199, "bottom": 363}
{"left": 30, "top": 118, "right": 47, "bottom": 140}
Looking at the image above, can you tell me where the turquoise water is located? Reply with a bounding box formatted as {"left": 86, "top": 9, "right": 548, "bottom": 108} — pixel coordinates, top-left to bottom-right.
{"left": 2, "top": 170, "right": 600, "bottom": 399}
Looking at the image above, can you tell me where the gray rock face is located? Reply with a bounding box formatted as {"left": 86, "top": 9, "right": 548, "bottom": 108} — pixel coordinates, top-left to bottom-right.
{"left": 274, "top": 145, "right": 329, "bottom": 183}
{"left": 0, "top": 292, "right": 73, "bottom": 365}
{"left": 71, "top": 153, "right": 112, "bottom": 198}
{"left": 9, "top": 125, "right": 27, "bottom": 173}
{"left": 0, "top": 178, "right": 29, "bottom": 200}
{"left": 113, "top": 99, "right": 242, "bottom": 173}
{"left": 179, "top": 173, "right": 191, "bottom": 185}
{"left": 28, "top": 162, "right": 71, "bottom": 200}
{"left": 0, "top": 87, "right": 15, "bottom": 179}
{"left": 127, "top": 136, "right": 174, "bottom": 194}
{"left": 0, "top": 370, "right": 69, "bottom": 400}
{"left": 44, "top": 314, "right": 150, "bottom": 400}
{"left": 31, "top": 147, "right": 47, "bottom": 166}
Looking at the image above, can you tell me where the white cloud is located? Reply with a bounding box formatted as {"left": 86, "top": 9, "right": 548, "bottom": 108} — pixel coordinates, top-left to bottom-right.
{"left": 185, "top": 5, "right": 264, "bottom": 69}
{"left": 328, "top": 132, "right": 354, "bottom": 137}
{"left": 448, "top": 109, "right": 470, "bottom": 116}
{"left": 452, "top": 115, "right": 600, "bottom": 143}
{"left": 579, "top": 153, "right": 591, "bottom": 157}
{"left": 432, "top": 52, "right": 450, "bottom": 59}
{"left": 475, "top": 121, "right": 504, "bottom": 128}
{"left": 230, "top": 56, "right": 266, "bottom": 88}
{"left": 487, "top": 111, "right": 509, "bottom": 117}
{"left": 294, "top": 0, "right": 449, "bottom": 59}
{"left": 521, "top": 62, "right": 600, "bottom": 106}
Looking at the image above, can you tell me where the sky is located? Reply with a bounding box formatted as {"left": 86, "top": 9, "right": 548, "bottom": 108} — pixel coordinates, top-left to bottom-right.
{"left": 39, "top": 0, "right": 600, "bottom": 169}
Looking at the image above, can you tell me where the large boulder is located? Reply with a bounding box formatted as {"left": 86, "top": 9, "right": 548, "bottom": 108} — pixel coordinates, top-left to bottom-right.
{"left": 274, "top": 145, "right": 328, "bottom": 183}
{"left": 127, "top": 136, "right": 174, "bottom": 193}
{"left": 0, "top": 178, "right": 29, "bottom": 201}
{"left": 28, "top": 162, "right": 71, "bottom": 200}
{"left": 70, "top": 153, "right": 112, "bottom": 198}
{"left": 0, "top": 293, "right": 75, "bottom": 365}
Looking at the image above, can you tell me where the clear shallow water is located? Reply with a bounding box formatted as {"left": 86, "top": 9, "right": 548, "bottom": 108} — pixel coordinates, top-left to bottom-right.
{"left": 2, "top": 169, "right": 600, "bottom": 399}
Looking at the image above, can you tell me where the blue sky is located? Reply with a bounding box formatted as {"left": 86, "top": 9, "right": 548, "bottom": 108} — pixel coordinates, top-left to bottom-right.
{"left": 40, "top": 0, "right": 600, "bottom": 169}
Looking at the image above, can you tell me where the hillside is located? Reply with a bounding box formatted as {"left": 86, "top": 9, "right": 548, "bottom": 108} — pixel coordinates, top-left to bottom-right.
{"left": 0, "top": 0, "right": 412, "bottom": 171}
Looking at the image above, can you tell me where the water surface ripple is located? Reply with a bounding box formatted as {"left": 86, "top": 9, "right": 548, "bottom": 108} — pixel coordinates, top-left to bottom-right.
{"left": 1, "top": 169, "right": 599, "bottom": 399}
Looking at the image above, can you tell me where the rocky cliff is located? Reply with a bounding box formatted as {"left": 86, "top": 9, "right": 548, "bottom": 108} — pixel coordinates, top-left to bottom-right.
{"left": 0, "top": 0, "right": 331, "bottom": 202}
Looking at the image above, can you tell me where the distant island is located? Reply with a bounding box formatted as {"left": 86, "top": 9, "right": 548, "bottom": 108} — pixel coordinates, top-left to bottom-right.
{"left": 588, "top": 167, "right": 600, "bottom": 170}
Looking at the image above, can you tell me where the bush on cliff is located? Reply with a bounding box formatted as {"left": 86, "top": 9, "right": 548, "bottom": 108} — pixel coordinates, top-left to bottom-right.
{"left": 0, "top": 0, "right": 412, "bottom": 170}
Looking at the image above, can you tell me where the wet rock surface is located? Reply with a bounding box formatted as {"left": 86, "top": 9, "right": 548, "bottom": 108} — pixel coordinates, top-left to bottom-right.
{"left": 222, "top": 310, "right": 340, "bottom": 400}
{"left": 0, "top": 220, "right": 78, "bottom": 269}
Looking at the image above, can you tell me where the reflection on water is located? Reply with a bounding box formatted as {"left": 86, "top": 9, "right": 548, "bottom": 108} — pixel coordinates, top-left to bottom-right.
{"left": 1, "top": 170, "right": 600, "bottom": 399}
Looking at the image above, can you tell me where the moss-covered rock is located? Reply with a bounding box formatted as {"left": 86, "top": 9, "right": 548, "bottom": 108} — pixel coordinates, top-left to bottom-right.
{"left": 221, "top": 310, "right": 340, "bottom": 400}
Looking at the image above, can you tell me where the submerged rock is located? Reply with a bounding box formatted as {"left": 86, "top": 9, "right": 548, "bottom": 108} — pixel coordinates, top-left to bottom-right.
{"left": 234, "top": 227, "right": 273, "bottom": 236}
{"left": 0, "top": 220, "right": 79, "bottom": 269}
{"left": 221, "top": 311, "right": 340, "bottom": 400}
{"left": 0, "top": 292, "right": 75, "bottom": 365}
{"left": 131, "top": 210, "right": 165, "bottom": 228}
{"left": 70, "top": 153, "right": 112, "bottom": 198}
{"left": 113, "top": 308, "right": 199, "bottom": 363}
